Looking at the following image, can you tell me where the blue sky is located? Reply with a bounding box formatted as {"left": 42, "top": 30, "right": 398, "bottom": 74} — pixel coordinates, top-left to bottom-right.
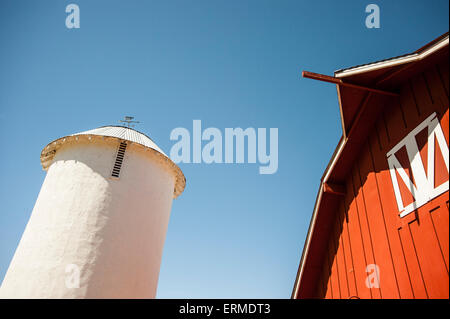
{"left": 0, "top": 0, "right": 448, "bottom": 298}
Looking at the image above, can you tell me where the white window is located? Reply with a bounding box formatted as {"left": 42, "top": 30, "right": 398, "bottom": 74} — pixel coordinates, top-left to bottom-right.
{"left": 387, "top": 112, "right": 449, "bottom": 218}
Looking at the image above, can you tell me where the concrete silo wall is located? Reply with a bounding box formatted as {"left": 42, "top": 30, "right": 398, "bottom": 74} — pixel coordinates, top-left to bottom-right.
{"left": 0, "top": 138, "right": 175, "bottom": 298}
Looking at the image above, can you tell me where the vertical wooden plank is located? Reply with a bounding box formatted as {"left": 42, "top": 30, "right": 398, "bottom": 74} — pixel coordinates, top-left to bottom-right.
{"left": 317, "top": 269, "right": 327, "bottom": 298}
{"left": 429, "top": 195, "right": 449, "bottom": 272}
{"left": 335, "top": 211, "right": 349, "bottom": 299}
{"left": 339, "top": 201, "right": 358, "bottom": 298}
{"left": 434, "top": 112, "right": 449, "bottom": 189}
{"left": 344, "top": 178, "right": 372, "bottom": 299}
{"left": 436, "top": 60, "right": 449, "bottom": 97}
{"left": 398, "top": 225, "right": 429, "bottom": 298}
{"left": 383, "top": 96, "right": 408, "bottom": 149}
{"left": 410, "top": 74, "right": 435, "bottom": 118}
{"left": 400, "top": 83, "right": 424, "bottom": 131}
{"left": 439, "top": 109, "right": 449, "bottom": 146}
{"left": 316, "top": 259, "right": 328, "bottom": 298}
{"left": 325, "top": 251, "right": 333, "bottom": 299}
{"left": 424, "top": 66, "right": 448, "bottom": 115}
{"left": 408, "top": 202, "right": 449, "bottom": 298}
{"left": 375, "top": 116, "right": 389, "bottom": 151}
{"left": 325, "top": 234, "right": 338, "bottom": 299}
{"left": 358, "top": 142, "right": 400, "bottom": 298}
{"left": 329, "top": 231, "right": 341, "bottom": 299}
{"left": 352, "top": 164, "right": 381, "bottom": 298}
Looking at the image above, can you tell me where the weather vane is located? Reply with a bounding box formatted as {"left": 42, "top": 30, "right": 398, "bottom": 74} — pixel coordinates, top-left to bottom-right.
{"left": 120, "top": 116, "right": 140, "bottom": 128}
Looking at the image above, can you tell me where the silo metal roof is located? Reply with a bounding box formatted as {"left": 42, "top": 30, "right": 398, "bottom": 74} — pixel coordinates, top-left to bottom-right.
{"left": 40, "top": 125, "right": 186, "bottom": 198}
{"left": 73, "top": 126, "right": 168, "bottom": 157}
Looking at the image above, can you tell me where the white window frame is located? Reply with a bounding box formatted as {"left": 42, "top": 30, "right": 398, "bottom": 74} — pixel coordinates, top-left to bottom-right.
{"left": 387, "top": 112, "right": 449, "bottom": 218}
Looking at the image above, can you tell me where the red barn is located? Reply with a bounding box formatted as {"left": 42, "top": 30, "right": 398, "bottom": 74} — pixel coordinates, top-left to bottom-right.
{"left": 292, "top": 33, "right": 449, "bottom": 299}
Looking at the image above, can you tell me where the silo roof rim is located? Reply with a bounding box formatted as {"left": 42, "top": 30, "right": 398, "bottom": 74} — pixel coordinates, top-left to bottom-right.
{"left": 40, "top": 126, "right": 186, "bottom": 198}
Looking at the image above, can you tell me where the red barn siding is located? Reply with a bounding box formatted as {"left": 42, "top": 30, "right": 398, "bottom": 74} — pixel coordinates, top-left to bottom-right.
{"left": 316, "top": 61, "right": 449, "bottom": 299}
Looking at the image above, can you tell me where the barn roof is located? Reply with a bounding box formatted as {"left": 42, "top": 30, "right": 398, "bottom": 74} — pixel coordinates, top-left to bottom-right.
{"left": 335, "top": 32, "right": 449, "bottom": 78}
{"left": 292, "top": 32, "right": 449, "bottom": 298}
{"left": 40, "top": 125, "right": 186, "bottom": 198}
{"left": 335, "top": 33, "right": 449, "bottom": 140}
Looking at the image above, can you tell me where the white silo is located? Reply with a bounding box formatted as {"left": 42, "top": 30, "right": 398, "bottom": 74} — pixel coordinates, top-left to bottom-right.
{"left": 0, "top": 124, "right": 185, "bottom": 298}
